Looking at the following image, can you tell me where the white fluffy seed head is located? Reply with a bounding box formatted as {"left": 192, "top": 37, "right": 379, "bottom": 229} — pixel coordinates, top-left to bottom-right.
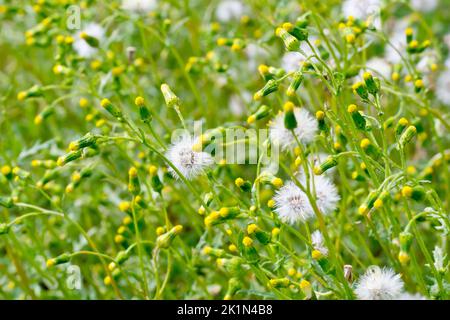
{"left": 215, "top": 0, "right": 246, "bottom": 22}
{"left": 121, "top": 0, "right": 157, "bottom": 12}
{"left": 166, "top": 135, "right": 214, "bottom": 180}
{"left": 411, "top": 0, "right": 438, "bottom": 13}
{"left": 397, "top": 292, "right": 426, "bottom": 300}
{"left": 273, "top": 181, "right": 313, "bottom": 224}
{"left": 269, "top": 108, "right": 318, "bottom": 151}
{"left": 355, "top": 266, "right": 404, "bottom": 300}
{"left": 310, "top": 175, "right": 340, "bottom": 215}
{"left": 342, "top": 0, "right": 381, "bottom": 28}
{"left": 436, "top": 68, "right": 450, "bottom": 106}
{"left": 73, "top": 23, "right": 105, "bottom": 58}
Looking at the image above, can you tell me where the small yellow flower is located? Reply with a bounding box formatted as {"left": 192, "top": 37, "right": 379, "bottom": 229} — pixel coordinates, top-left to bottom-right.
{"left": 46, "top": 259, "right": 56, "bottom": 268}
{"left": 242, "top": 236, "right": 253, "bottom": 247}
{"left": 299, "top": 279, "right": 311, "bottom": 290}
{"left": 409, "top": 40, "right": 419, "bottom": 49}
{"left": 118, "top": 201, "right": 131, "bottom": 212}
{"left": 79, "top": 98, "right": 89, "bottom": 108}
{"left": 156, "top": 226, "right": 165, "bottom": 236}
{"left": 345, "top": 33, "right": 355, "bottom": 44}
{"left": 315, "top": 110, "right": 325, "bottom": 120}
{"left": 246, "top": 115, "right": 256, "bottom": 124}
{"left": 271, "top": 227, "right": 280, "bottom": 237}
{"left": 272, "top": 177, "right": 283, "bottom": 188}
{"left": 311, "top": 250, "right": 322, "bottom": 260}
{"left": 122, "top": 216, "right": 132, "bottom": 225}
{"left": 134, "top": 96, "right": 145, "bottom": 106}
{"left": 235, "top": 177, "right": 244, "bottom": 187}
{"left": 401, "top": 186, "right": 413, "bottom": 198}
{"left": 198, "top": 206, "right": 206, "bottom": 215}
{"left": 360, "top": 138, "right": 371, "bottom": 149}
{"left": 283, "top": 101, "right": 295, "bottom": 112}
{"left": 391, "top": 72, "right": 400, "bottom": 81}
{"left": 406, "top": 166, "right": 416, "bottom": 175}
{"left": 288, "top": 268, "right": 296, "bottom": 277}
{"left": 103, "top": 276, "right": 112, "bottom": 286}
{"left": 398, "top": 251, "right": 410, "bottom": 265}
{"left": 247, "top": 224, "right": 258, "bottom": 234}
{"left": 267, "top": 199, "right": 275, "bottom": 208}
{"left": 114, "top": 234, "right": 125, "bottom": 243}
{"left": 347, "top": 104, "right": 357, "bottom": 113}
{"left": 414, "top": 79, "right": 424, "bottom": 88}
{"left": 1, "top": 165, "right": 12, "bottom": 176}
{"left": 373, "top": 198, "right": 383, "bottom": 209}
{"left": 358, "top": 205, "right": 368, "bottom": 215}
{"left": 108, "top": 262, "right": 116, "bottom": 271}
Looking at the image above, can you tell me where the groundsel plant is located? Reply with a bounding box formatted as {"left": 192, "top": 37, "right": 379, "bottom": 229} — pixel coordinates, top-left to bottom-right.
{"left": 0, "top": 0, "right": 449, "bottom": 300}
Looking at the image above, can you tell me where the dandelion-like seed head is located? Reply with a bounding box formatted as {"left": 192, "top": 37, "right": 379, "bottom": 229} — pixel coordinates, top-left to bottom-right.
{"left": 215, "top": 0, "right": 246, "bottom": 23}
{"left": 273, "top": 181, "right": 313, "bottom": 224}
{"left": 310, "top": 175, "right": 340, "bottom": 215}
{"left": 121, "top": 0, "right": 157, "bottom": 13}
{"left": 166, "top": 135, "right": 214, "bottom": 180}
{"left": 269, "top": 108, "right": 318, "bottom": 151}
{"left": 355, "top": 266, "right": 404, "bottom": 300}
{"left": 436, "top": 68, "right": 450, "bottom": 106}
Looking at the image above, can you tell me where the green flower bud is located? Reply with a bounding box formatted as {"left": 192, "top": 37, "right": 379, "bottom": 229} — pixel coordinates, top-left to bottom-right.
{"left": 69, "top": 132, "right": 97, "bottom": 151}
{"left": 224, "top": 277, "right": 241, "bottom": 300}
{"left": 149, "top": 165, "right": 163, "bottom": 193}
{"left": 352, "top": 82, "right": 369, "bottom": 100}
{"left": 347, "top": 104, "right": 367, "bottom": 130}
{"left": 286, "top": 71, "right": 304, "bottom": 97}
{"left": 399, "top": 232, "right": 414, "bottom": 252}
{"left": 247, "top": 105, "right": 271, "bottom": 124}
{"left": 128, "top": 166, "right": 140, "bottom": 195}
{"left": 34, "top": 105, "right": 55, "bottom": 125}
{"left": 46, "top": 252, "right": 71, "bottom": 267}
{"left": 160, "top": 83, "right": 180, "bottom": 108}
{"left": 363, "top": 72, "right": 380, "bottom": 95}
{"left": 283, "top": 102, "right": 297, "bottom": 130}
{"left": 253, "top": 79, "right": 278, "bottom": 100}
{"left": 394, "top": 118, "right": 409, "bottom": 136}
{"left": 116, "top": 250, "right": 130, "bottom": 265}
{"left": 269, "top": 278, "right": 291, "bottom": 288}
{"left": 202, "top": 246, "right": 226, "bottom": 258}
{"left": 17, "top": 85, "right": 43, "bottom": 101}
{"left": 358, "top": 190, "right": 379, "bottom": 215}
{"left": 399, "top": 125, "right": 417, "bottom": 148}
{"left": 235, "top": 178, "right": 252, "bottom": 192}
{"left": 57, "top": 150, "right": 83, "bottom": 167}
{"left": 135, "top": 96, "right": 152, "bottom": 123}
{"left": 282, "top": 22, "right": 308, "bottom": 41}
{"left": 275, "top": 27, "right": 300, "bottom": 51}
{"left": 100, "top": 98, "right": 123, "bottom": 119}
{"left": 80, "top": 31, "right": 99, "bottom": 47}
{"left": 313, "top": 155, "right": 338, "bottom": 175}
{"left": 156, "top": 225, "right": 183, "bottom": 249}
